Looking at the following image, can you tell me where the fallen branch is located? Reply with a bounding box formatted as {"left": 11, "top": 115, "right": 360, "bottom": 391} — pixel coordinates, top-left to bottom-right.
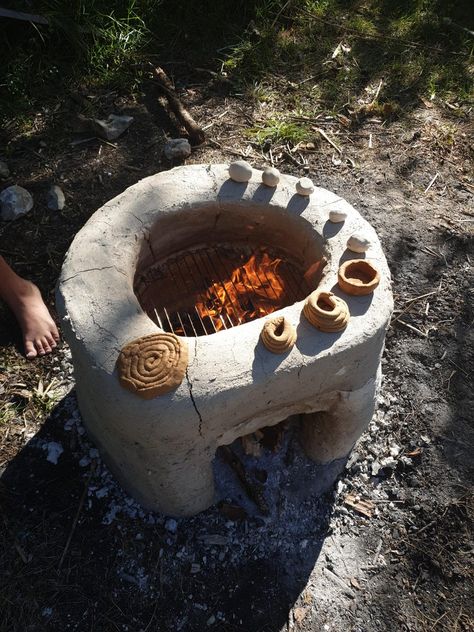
{"left": 153, "top": 66, "right": 205, "bottom": 146}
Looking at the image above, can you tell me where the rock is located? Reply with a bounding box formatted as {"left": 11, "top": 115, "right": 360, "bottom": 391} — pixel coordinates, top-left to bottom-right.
{"left": 164, "top": 138, "right": 192, "bottom": 161}
{"left": 47, "top": 185, "right": 65, "bottom": 210}
{"left": 328, "top": 207, "right": 348, "bottom": 223}
{"left": 262, "top": 166, "right": 280, "bottom": 187}
{"left": 93, "top": 114, "right": 134, "bottom": 141}
{"left": 347, "top": 231, "right": 372, "bottom": 253}
{"left": 0, "top": 185, "right": 33, "bottom": 221}
{"left": 45, "top": 441, "right": 64, "bottom": 465}
{"left": 228, "top": 160, "right": 252, "bottom": 183}
{"left": 165, "top": 518, "right": 178, "bottom": 533}
{"left": 295, "top": 177, "right": 314, "bottom": 196}
{"left": 0, "top": 161, "right": 10, "bottom": 179}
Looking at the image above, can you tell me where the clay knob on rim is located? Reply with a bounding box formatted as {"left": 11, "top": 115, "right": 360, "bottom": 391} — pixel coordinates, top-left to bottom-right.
{"left": 117, "top": 332, "right": 188, "bottom": 398}
{"left": 295, "top": 177, "right": 315, "bottom": 196}
{"left": 228, "top": 160, "right": 253, "bottom": 183}
{"left": 347, "top": 231, "right": 372, "bottom": 253}
{"left": 338, "top": 260, "right": 380, "bottom": 296}
{"left": 262, "top": 166, "right": 280, "bottom": 187}
{"left": 328, "top": 207, "right": 348, "bottom": 223}
{"left": 303, "top": 290, "right": 350, "bottom": 332}
{"left": 261, "top": 316, "right": 296, "bottom": 354}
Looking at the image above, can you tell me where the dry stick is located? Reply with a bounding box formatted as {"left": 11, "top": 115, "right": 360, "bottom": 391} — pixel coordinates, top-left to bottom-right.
{"left": 314, "top": 127, "right": 342, "bottom": 154}
{"left": 424, "top": 172, "right": 439, "bottom": 194}
{"left": 201, "top": 107, "right": 231, "bottom": 131}
{"left": 370, "top": 78, "right": 384, "bottom": 105}
{"left": 219, "top": 446, "right": 269, "bottom": 515}
{"left": 58, "top": 464, "right": 95, "bottom": 570}
{"left": 153, "top": 67, "right": 205, "bottom": 146}
{"left": 390, "top": 291, "right": 437, "bottom": 325}
{"left": 396, "top": 319, "right": 428, "bottom": 337}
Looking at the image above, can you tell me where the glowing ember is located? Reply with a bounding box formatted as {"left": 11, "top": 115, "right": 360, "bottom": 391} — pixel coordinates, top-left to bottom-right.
{"left": 194, "top": 250, "right": 287, "bottom": 331}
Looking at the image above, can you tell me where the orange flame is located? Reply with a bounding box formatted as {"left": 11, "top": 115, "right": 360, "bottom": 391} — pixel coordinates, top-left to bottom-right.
{"left": 195, "top": 251, "right": 286, "bottom": 332}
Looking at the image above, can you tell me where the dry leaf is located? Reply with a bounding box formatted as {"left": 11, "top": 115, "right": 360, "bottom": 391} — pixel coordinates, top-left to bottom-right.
{"left": 293, "top": 606, "right": 307, "bottom": 624}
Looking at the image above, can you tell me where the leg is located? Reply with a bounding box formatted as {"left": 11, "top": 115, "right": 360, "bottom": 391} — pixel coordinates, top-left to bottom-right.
{"left": 0, "top": 256, "right": 59, "bottom": 358}
{"left": 300, "top": 374, "right": 379, "bottom": 464}
{"left": 112, "top": 448, "right": 216, "bottom": 517}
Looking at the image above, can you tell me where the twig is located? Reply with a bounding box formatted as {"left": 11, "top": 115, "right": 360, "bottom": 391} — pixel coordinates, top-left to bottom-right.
{"left": 445, "top": 370, "right": 456, "bottom": 391}
{"left": 58, "top": 464, "right": 95, "bottom": 570}
{"left": 390, "top": 291, "right": 437, "bottom": 325}
{"left": 201, "top": 107, "right": 231, "bottom": 131}
{"left": 424, "top": 172, "right": 439, "bottom": 194}
{"left": 396, "top": 320, "right": 428, "bottom": 337}
{"left": 370, "top": 79, "right": 383, "bottom": 105}
{"left": 314, "top": 127, "right": 342, "bottom": 154}
{"left": 152, "top": 66, "right": 205, "bottom": 145}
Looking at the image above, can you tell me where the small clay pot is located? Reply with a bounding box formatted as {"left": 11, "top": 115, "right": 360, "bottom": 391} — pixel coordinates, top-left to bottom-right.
{"left": 261, "top": 316, "right": 296, "bottom": 353}
{"left": 303, "top": 290, "right": 350, "bottom": 333}
{"left": 338, "top": 260, "right": 380, "bottom": 296}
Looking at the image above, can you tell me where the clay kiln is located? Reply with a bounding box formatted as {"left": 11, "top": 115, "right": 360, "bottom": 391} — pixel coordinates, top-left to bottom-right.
{"left": 57, "top": 163, "right": 393, "bottom": 516}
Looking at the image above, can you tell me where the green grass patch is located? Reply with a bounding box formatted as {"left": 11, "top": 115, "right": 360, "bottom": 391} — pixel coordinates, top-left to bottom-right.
{"left": 247, "top": 116, "right": 310, "bottom": 146}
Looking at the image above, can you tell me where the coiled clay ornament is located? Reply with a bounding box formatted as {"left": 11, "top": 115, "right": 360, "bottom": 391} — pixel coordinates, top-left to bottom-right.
{"left": 261, "top": 316, "right": 296, "bottom": 354}
{"left": 117, "top": 332, "right": 188, "bottom": 399}
{"left": 303, "top": 290, "right": 350, "bottom": 332}
{"left": 338, "top": 260, "right": 380, "bottom": 296}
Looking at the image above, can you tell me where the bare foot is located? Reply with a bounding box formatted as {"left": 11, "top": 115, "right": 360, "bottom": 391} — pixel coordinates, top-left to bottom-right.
{"left": 2, "top": 277, "right": 59, "bottom": 359}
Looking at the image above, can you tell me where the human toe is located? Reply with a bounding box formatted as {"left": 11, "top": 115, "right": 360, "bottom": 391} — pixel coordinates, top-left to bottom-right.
{"left": 41, "top": 337, "right": 52, "bottom": 354}
{"left": 25, "top": 339, "right": 38, "bottom": 359}
{"left": 35, "top": 338, "right": 46, "bottom": 355}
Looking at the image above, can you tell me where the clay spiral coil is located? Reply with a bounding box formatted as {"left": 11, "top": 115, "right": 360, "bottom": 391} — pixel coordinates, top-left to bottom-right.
{"left": 261, "top": 316, "right": 296, "bottom": 354}
{"left": 117, "top": 333, "right": 188, "bottom": 399}
{"left": 303, "top": 290, "right": 350, "bottom": 332}
{"left": 338, "top": 260, "right": 380, "bottom": 296}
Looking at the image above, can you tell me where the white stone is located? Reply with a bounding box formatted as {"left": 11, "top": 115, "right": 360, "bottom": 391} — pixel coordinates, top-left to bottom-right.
{"left": 164, "top": 138, "right": 192, "bottom": 161}
{"left": 47, "top": 185, "right": 65, "bottom": 210}
{"left": 57, "top": 164, "right": 393, "bottom": 517}
{"left": 0, "top": 161, "right": 10, "bottom": 179}
{"left": 94, "top": 114, "right": 133, "bottom": 141}
{"left": 262, "top": 166, "right": 280, "bottom": 187}
{"left": 0, "top": 185, "right": 33, "bottom": 221}
{"left": 295, "top": 177, "right": 314, "bottom": 196}
{"left": 347, "top": 231, "right": 372, "bottom": 253}
{"left": 328, "top": 207, "right": 348, "bottom": 223}
{"left": 228, "top": 160, "right": 252, "bottom": 183}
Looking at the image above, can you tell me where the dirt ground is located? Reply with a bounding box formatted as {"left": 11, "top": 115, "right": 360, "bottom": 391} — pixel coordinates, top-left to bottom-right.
{"left": 0, "top": 73, "right": 473, "bottom": 631}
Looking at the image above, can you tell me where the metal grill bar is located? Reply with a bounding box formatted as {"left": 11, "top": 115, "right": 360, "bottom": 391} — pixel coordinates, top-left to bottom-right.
{"left": 137, "top": 245, "right": 316, "bottom": 337}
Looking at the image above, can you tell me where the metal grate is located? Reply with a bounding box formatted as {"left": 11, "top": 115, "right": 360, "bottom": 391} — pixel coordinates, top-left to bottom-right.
{"left": 135, "top": 244, "right": 314, "bottom": 337}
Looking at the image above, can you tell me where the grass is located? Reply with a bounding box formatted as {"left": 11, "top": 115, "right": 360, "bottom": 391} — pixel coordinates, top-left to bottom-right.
{"left": 1, "top": 0, "right": 472, "bottom": 128}
{"left": 247, "top": 116, "right": 310, "bottom": 146}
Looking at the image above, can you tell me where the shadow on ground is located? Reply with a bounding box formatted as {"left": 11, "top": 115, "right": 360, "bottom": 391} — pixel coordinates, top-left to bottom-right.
{"left": 0, "top": 392, "right": 334, "bottom": 631}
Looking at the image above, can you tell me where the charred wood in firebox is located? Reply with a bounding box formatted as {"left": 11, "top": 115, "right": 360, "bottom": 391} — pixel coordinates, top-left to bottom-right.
{"left": 219, "top": 446, "right": 269, "bottom": 515}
